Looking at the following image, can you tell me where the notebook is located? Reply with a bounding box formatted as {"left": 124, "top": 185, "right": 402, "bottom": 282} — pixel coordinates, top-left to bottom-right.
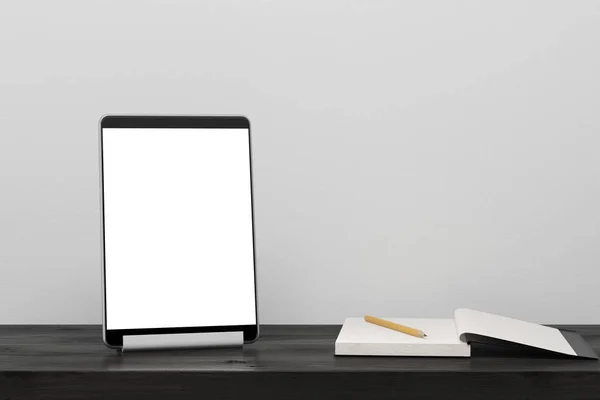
{"left": 335, "top": 308, "right": 598, "bottom": 359}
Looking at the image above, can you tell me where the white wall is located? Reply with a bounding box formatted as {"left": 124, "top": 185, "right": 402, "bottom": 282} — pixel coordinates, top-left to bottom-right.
{"left": 1, "top": 0, "right": 599, "bottom": 324}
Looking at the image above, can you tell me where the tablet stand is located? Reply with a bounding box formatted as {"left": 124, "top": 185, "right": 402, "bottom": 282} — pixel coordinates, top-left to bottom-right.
{"left": 121, "top": 331, "right": 243, "bottom": 352}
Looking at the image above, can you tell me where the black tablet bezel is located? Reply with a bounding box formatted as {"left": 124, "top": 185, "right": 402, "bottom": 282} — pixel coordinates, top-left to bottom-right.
{"left": 99, "top": 115, "right": 259, "bottom": 348}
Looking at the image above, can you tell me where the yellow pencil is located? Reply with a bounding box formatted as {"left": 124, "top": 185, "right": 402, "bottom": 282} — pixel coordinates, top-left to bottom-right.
{"left": 364, "top": 315, "right": 427, "bottom": 338}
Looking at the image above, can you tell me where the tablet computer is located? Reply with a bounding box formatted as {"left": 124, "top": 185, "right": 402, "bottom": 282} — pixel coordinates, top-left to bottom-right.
{"left": 99, "top": 115, "right": 258, "bottom": 349}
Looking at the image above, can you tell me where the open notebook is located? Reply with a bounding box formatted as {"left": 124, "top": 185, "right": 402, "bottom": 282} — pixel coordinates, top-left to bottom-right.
{"left": 335, "top": 309, "right": 597, "bottom": 359}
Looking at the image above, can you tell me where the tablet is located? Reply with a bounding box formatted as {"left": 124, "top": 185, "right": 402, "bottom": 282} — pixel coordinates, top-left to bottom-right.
{"left": 99, "top": 116, "right": 258, "bottom": 349}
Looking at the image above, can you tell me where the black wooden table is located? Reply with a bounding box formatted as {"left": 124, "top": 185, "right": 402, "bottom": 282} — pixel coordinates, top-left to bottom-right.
{"left": 1, "top": 325, "right": 600, "bottom": 399}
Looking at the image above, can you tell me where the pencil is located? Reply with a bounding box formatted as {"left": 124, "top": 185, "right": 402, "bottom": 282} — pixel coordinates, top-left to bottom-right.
{"left": 364, "top": 315, "right": 427, "bottom": 338}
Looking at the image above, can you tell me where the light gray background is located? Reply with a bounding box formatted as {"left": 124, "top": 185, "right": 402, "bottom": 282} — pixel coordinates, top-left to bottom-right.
{"left": 1, "top": 0, "right": 599, "bottom": 324}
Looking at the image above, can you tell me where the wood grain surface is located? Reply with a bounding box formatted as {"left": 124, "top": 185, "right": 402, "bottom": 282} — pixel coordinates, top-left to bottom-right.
{"left": 1, "top": 325, "right": 599, "bottom": 399}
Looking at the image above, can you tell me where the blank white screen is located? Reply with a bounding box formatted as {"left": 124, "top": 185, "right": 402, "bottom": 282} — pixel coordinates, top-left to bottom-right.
{"left": 102, "top": 128, "right": 256, "bottom": 330}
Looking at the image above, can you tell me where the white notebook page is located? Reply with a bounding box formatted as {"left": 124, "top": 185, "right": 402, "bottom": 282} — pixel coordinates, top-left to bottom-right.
{"left": 454, "top": 308, "right": 575, "bottom": 356}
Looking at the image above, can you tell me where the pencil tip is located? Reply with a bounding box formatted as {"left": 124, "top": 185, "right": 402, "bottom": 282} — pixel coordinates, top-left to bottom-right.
{"left": 423, "top": 334, "right": 427, "bottom": 337}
